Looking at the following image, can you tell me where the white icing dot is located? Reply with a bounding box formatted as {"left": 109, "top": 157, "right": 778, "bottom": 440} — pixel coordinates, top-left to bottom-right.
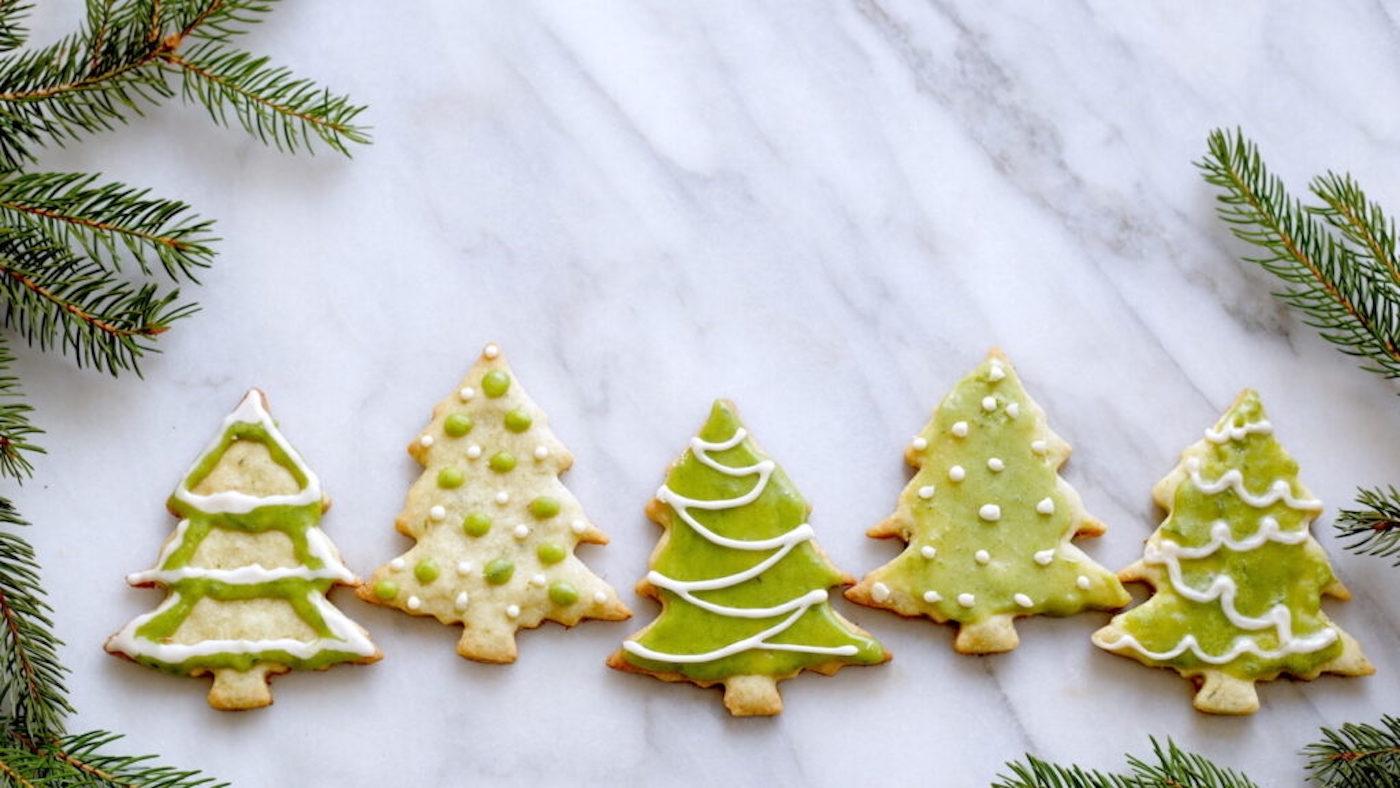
{"left": 419, "top": 435, "right": 434, "bottom": 447}
{"left": 920, "top": 545, "right": 937, "bottom": 559}
{"left": 979, "top": 504, "right": 1002, "bottom": 522}
{"left": 911, "top": 436, "right": 928, "bottom": 450}
{"left": 974, "top": 549, "right": 990, "bottom": 565}
{"left": 1076, "top": 575, "right": 1091, "bottom": 590}
{"left": 923, "top": 590, "right": 941, "bottom": 604}
{"left": 505, "top": 604, "right": 520, "bottom": 619}
{"left": 456, "top": 561, "right": 473, "bottom": 576}
{"left": 593, "top": 591, "right": 608, "bottom": 604}
{"left": 957, "top": 593, "right": 976, "bottom": 608}
{"left": 871, "top": 582, "right": 892, "bottom": 602}
{"left": 948, "top": 465, "right": 966, "bottom": 481}
{"left": 406, "top": 595, "right": 422, "bottom": 610}
{"left": 454, "top": 591, "right": 470, "bottom": 610}
{"left": 981, "top": 396, "right": 997, "bottom": 412}
{"left": 534, "top": 445, "right": 549, "bottom": 460}
{"left": 1031, "top": 439, "right": 1048, "bottom": 454}
{"left": 1034, "top": 549, "right": 1055, "bottom": 566}
{"left": 918, "top": 485, "right": 935, "bottom": 500}
{"left": 987, "top": 364, "right": 1006, "bottom": 382}
{"left": 389, "top": 558, "right": 405, "bottom": 570}
{"left": 529, "top": 573, "right": 546, "bottom": 587}
{"left": 952, "top": 421, "right": 969, "bottom": 438}
{"left": 571, "top": 519, "right": 588, "bottom": 535}
{"left": 1037, "top": 497, "right": 1055, "bottom": 515}
{"left": 458, "top": 387, "right": 475, "bottom": 402}
{"left": 1006, "top": 402, "right": 1020, "bottom": 418}
{"left": 466, "top": 444, "right": 482, "bottom": 459}
{"left": 1014, "top": 593, "right": 1034, "bottom": 608}
{"left": 512, "top": 523, "right": 529, "bottom": 540}
{"left": 495, "top": 490, "right": 510, "bottom": 505}
{"left": 987, "top": 457, "right": 1005, "bottom": 472}
{"left": 429, "top": 506, "right": 446, "bottom": 522}
{"left": 483, "top": 343, "right": 500, "bottom": 359}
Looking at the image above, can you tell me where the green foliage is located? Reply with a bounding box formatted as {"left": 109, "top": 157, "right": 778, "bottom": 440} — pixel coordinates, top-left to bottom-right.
{"left": 1335, "top": 486, "right": 1400, "bottom": 565}
{"left": 994, "top": 738, "right": 1257, "bottom": 788}
{"left": 0, "top": 1, "right": 365, "bottom": 782}
{"left": 1198, "top": 129, "right": 1400, "bottom": 384}
{"left": 1304, "top": 715, "right": 1400, "bottom": 787}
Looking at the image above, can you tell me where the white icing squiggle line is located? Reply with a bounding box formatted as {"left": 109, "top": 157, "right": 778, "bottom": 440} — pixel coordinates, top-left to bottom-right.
{"left": 107, "top": 592, "right": 377, "bottom": 662}
{"left": 127, "top": 521, "right": 356, "bottom": 586}
{"left": 624, "top": 428, "right": 857, "bottom": 663}
{"left": 172, "top": 391, "right": 323, "bottom": 515}
{"left": 1097, "top": 629, "right": 1337, "bottom": 665}
{"left": 1187, "top": 458, "right": 1322, "bottom": 511}
{"left": 1204, "top": 419, "right": 1273, "bottom": 444}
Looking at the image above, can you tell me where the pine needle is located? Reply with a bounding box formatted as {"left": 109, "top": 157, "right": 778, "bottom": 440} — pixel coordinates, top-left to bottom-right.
{"left": 1304, "top": 715, "right": 1400, "bottom": 786}
{"left": 995, "top": 738, "right": 1257, "bottom": 788}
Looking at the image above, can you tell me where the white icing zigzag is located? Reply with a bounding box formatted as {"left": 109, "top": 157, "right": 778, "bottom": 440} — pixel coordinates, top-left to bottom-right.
{"left": 1186, "top": 457, "right": 1322, "bottom": 511}
{"left": 1203, "top": 419, "right": 1273, "bottom": 444}
{"left": 622, "top": 428, "right": 858, "bottom": 664}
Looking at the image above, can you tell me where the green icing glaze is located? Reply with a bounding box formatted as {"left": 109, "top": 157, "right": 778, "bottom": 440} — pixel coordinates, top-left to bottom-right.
{"left": 437, "top": 467, "right": 465, "bottom": 489}
{"left": 414, "top": 560, "right": 440, "bottom": 585}
{"left": 484, "top": 558, "right": 514, "bottom": 585}
{"left": 489, "top": 451, "right": 516, "bottom": 473}
{"left": 138, "top": 578, "right": 339, "bottom": 642}
{"left": 463, "top": 512, "right": 492, "bottom": 537}
{"left": 133, "top": 649, "right": 364, "bottom": 676}
{"left": 858, "top": 355, "right": 1128, "bottom": 627}
{"left": 536, "top": 543, "right": 566, "bottom": 565}
{"left": 528, "top": 496, "right": 560, "bottom": 519}
{"left": 482, "top": 370, "right": 511, "bottom": 398}
{"left": 549, "top": 581, "right": 579, "bottom": 606}
{"left": 504, "top": 409, "right": 533, "bottom": 433}
{"left": 1102, "top": 391, "right": 1344, "bottom": 679}
{"left": 444, "top": 413, "right": 473, "bottom": 437}
{"left": 374, "top": 580, "right": 400, "bottom": 601}
{"left": 622, "top": 400, "right": 887, "bottom": 681}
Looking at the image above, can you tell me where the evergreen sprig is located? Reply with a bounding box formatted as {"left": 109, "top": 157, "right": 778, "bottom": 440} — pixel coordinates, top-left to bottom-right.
{"left": 995, "top": 738, "right": 1257, "bottom": 788}
{"left": 1304, "top": 715, "right": 1400, "bottom": 786}
{"left": 1198, "top": 129, "right": 1400, "bottom": 384}
{"left": 0, "top": 1, "right": 365, "bottom": 782}
{"left": 1334, "top": 486, "right": 1400, "bottom": 565}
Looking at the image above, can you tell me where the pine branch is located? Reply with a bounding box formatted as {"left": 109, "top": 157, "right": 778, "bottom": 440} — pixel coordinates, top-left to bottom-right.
{"left": 159, "top": 43, "right": 369, "bottom": 155}
{"left": 1198, "top": 129, "right": 1400, "bottom": 384}
{"left": 1304, "top": 715, "right": 1400, "bottom": 786}
{"left": 0, "top": 336, "right": 39, "bottom": 482}
{"left": 0, "top": 172, "right": 215, "bottom": 281}
{"left": 169, "top": 0, "right": 275, "bottom": 45}
{"left": 0, "top": 501, "right": 71, "bottom": 739}
{"left": 1310, "top": 172, "right": 1400, "bottom": 289}
{"left": 995, "top": 738, "right": 1256, "bottom": 788}
{"left": 0, "top": 2, "right": 27, "bottom": 54}
{"left": 1335, "top": 486, "right": 1400, "bottom": 565}
{"left": 0, "top": 727, "right": 225, "bottom": 786}
{"left": 0, "top": 233, "right": 196, "bottom": 375}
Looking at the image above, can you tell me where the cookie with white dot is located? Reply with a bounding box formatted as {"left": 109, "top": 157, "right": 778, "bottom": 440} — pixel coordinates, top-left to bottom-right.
{"left": 847, "top": 349, "right": 1129, "bottom": 654}
{"left": 357, "top": 342, "right": 630, "bottom": 663}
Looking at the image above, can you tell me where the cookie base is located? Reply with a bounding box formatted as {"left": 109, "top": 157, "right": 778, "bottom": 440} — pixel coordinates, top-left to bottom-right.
{"left": 954, "top": 615, "right": 1019, "bottom": 654}
{"left": 207, "top": 664, "right": 286, "bottom": 710}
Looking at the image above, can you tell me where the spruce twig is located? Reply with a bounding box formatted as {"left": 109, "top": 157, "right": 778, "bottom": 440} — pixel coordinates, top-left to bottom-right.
{"left": 995, "top": 738, "right": 1257, "bottom": 788}
{"left": 1335, "top": 486, "right": 1400, "bottom": 565}
{"left": 1304, "top": 715, "right": 1400, "bottom": 786}
{"left": 0, "top": 500, "right": 71, "bottom": 739}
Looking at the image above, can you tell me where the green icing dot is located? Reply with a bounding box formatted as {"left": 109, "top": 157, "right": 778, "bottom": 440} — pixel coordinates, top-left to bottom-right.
{"left": 548, "top": 581, "right": 579, "bottom": 606}
{"left": 536, "top": 543, "right": 566, "bottom": 565}
{"left": 463, "top": 512, "right": 492, "bottom": 537}
{"left": 484, "top": 558, "right": 515, "bottom": 585}
{"left": 528, "top": 496, "right": 560, "bottom": 519}
{"left": 504, "top": 409, "right": 533, "bottom": 433}
{"left": 414, "top": 560, "right": 439, "bottom": 584}
{"left": 444, "top": 414, "right": 473, "bottom": 437}
{"left": 437, "top": 467, "right": 464, "bottom": 489}
{"left": 482, "top": 370, "right": 511, "bottom": 398}
{"left": 489, "top": 451, "right": 517, "bottom": 473}
{"left": 373, "top": 580, "right": 399, "bottom": 601}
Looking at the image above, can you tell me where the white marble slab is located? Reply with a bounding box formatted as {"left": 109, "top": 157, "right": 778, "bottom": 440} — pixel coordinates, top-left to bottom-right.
{"left": 14, "top": 1, "right": 1400, "bottom": 785}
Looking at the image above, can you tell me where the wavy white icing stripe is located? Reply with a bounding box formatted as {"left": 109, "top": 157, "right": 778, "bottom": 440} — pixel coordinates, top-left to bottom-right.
{"left": 1186, "top": 457, "right": 1322, "bottom": 511}
{"left": 171, "top": 391, "right": 323, "bottom": 514}
{"left": 1204, "top": 419, "right": 1273, "bottom": 444}
{"left": 1101, "top": 515, "right": 1335, "bottom": 663}
{"left": 108, "top": 591, "right": 377, "bottom": 661}
{"left": 126, "top": 521, "right": 355, "bottom": 585}
{"left": 624, "top": 428, "right": 857, "bottom": 663}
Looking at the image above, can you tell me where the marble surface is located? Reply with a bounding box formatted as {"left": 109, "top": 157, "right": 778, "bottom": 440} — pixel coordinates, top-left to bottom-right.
{"left": 14, "top": 2, "right": 1400, "bottom": 785}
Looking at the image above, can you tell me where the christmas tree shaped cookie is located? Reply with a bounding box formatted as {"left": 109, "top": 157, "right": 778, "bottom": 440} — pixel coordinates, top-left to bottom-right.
{"left": 847, "top": 351, "right": 1128, "bottom": 653}
{"left": 358, "top": 343, "right": 629, "bottom": 663}
{"left": 608, "top": 400, "right": 888, "bottom": 716}
{"left": 106, "top": 390, "right": 379, "bottom": 710}
{"left": 1093, "top": 390, "right": 1373, "bottom": 714}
